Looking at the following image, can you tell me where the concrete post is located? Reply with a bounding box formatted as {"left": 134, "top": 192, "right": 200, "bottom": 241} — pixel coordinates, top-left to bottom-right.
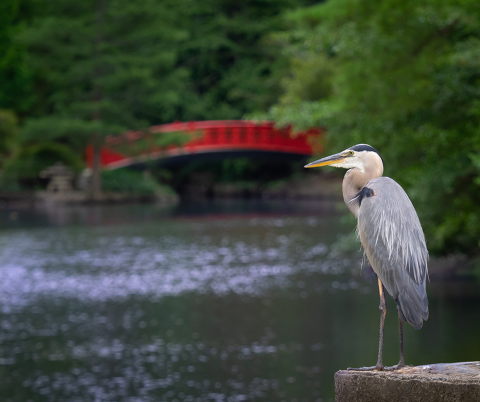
{"left": 335, "top": 362, "right": 480, "bottom": 402}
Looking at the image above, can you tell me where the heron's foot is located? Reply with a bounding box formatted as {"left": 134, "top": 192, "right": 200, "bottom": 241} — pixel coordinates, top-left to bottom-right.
{"left": 384, "top": 362, "right": 412, "bottom": 371}
{"left": 347, "top": 364, "right": 384, "bottom": 371}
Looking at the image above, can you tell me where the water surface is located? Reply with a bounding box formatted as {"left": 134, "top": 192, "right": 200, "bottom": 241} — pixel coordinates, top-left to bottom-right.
{"left": 0, "top": 200, "right": 479, "bottom": 402}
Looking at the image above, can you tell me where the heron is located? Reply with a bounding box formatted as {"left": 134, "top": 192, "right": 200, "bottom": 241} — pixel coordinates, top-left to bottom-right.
{"left": 305, "top": 144, "right": 428, "bottom": 371}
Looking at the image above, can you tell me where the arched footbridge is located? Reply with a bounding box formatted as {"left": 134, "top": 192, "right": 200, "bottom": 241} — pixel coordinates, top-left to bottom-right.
{"left": 87, "top": 120, "right": 323, "bottom": 169}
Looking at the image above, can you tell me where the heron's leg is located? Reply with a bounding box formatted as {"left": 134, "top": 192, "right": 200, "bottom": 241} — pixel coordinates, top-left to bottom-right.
{"left": 398, "top": 310, "right": 405, "bottom": 367}
{"left": 385, "top": 308, "right": 407, "bottom": 371}
{"left": 348, "top": 277, "right": 386, "bottom": 371}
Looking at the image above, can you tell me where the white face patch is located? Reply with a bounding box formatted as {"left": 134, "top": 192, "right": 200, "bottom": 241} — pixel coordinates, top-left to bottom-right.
{"left": 331, "top": 150, "right": 367, "bottom": 171}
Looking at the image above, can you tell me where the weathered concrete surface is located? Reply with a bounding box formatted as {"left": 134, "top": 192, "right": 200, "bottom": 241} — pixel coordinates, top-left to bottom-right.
{"left": 335, "top": 362, "right": 480, "bottom": 402}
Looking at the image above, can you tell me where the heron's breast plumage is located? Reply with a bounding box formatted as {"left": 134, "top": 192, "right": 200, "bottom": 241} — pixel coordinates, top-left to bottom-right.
{"left": 356, "top": 177, "right": 429, "bottom": 329}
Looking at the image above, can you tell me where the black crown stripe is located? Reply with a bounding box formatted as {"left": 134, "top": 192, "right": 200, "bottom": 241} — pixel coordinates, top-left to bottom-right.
{"left": 347, "top": 144, "right": 383, "bottom": 164}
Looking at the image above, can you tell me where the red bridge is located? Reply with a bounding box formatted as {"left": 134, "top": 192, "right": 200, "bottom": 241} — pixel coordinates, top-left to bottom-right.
{"left": 87, "top": 120, "right": 323, "bottom": 170}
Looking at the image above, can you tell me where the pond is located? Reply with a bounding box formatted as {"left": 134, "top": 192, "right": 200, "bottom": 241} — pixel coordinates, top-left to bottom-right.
{"left": 0, "top": 199, "right": 479, "bottom": 402}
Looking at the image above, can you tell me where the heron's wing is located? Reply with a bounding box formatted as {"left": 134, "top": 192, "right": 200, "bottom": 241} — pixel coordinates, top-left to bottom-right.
{"left": 357, "top": 177, "right": 429, "bottom": 329}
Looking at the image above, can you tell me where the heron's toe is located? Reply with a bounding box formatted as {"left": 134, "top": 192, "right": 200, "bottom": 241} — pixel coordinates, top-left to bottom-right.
{"left": 347, "top": 364, "right": 384, "bottom": 371}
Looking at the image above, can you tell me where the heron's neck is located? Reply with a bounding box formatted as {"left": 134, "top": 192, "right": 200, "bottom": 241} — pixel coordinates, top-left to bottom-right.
{"left": 342, "top": 167, "right": 381, "bottom": 218}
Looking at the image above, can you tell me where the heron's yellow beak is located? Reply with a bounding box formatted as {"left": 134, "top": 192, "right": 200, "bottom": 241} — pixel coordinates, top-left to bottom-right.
{"left": 304, "top": 152, "right": 348, "bottom": 168}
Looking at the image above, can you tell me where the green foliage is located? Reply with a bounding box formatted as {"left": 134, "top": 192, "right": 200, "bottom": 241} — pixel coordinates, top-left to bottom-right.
{"left": 176, "top": 0, "right": 314, "bottom": 121}
{"left": 18, "top": 0, "right": 189, "bottom": 146}
{"left": 3, "top": 142, "right": 82, "bottom": 180}
{"left": 14, "top": 0, "right": 315, "bottom": 135}
{"left": 101, "top": 169, "right": 174, "bottom": 197}
{"left": 0, "top": 109, "right": 22, "bottom": 191}
{"left": 0, "top": 0, "right": 36, "bottom": 114}
{"left": 265, "top": 0, "right": 480, "bottom": 255}
{"left": 0, "top": 109, "right": 18, "bottom": 163}
{"left": 153, "top": 132, "right": 199, "bottom": 148}
{"left": 0, "top": 0, "right": 313, "bottom": 189}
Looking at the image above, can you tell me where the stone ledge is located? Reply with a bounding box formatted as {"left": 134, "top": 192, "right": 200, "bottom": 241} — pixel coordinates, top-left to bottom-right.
{"left": 335, "top": 362, "right": 480, "bottom": 402}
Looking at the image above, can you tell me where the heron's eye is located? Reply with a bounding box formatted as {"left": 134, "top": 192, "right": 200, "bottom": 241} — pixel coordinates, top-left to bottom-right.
{"left": 348, "top": 151, "right": 354, "bottom": 156}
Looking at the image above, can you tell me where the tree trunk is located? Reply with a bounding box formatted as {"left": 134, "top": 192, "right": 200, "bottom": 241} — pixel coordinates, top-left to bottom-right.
{"left": 90, "top": 0, "right": 105, "bottom": 201}
{"left": 91, "top": 135, "right": 102, "bottom": 201}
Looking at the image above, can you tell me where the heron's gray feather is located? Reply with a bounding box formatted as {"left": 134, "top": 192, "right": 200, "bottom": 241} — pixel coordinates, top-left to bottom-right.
{"left": 357, "top": 177, "right": 429, "bottom": 329}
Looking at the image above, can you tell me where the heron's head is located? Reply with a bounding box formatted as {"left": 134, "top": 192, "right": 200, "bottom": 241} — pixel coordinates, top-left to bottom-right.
{"left": 304, "top": 144, "right": 384, "bottom": 175}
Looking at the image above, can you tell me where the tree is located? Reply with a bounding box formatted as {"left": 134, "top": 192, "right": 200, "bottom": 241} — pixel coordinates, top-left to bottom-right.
{"left": 18, "top": 0, "right": 189, "bottom": 199}
{"left": 0, "top": 109, "right": 18, "bottom": 164}
{"left": 175, "top": 0, "right": 317, "bottom": 121}
{"left": 266, "top": 0, "right": 480, "bottom": 255}
{"left": 0, "top": 0, "right": 36, "bottom": 116}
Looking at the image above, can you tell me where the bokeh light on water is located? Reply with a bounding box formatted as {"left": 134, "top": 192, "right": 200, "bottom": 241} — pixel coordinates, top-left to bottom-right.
{"left": 0, "top": 200, "right": 479, "bottom": 402}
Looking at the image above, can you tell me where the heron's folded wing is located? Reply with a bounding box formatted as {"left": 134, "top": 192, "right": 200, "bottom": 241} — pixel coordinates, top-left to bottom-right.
{"left": 357, "top": 177, "right": 429, "bottom": 328}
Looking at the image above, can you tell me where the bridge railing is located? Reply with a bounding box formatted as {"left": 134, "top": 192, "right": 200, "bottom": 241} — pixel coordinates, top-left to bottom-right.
{"left": 87, "top": 120, "right": 324, "bottom": 169}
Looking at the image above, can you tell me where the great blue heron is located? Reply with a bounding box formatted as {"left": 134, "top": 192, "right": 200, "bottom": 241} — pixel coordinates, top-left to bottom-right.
{"left": 305, "top": 144, "right": 428, "bottom": 371}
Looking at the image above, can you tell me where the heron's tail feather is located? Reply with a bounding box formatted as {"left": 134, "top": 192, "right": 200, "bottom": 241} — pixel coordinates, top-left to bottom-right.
{"left": 396, "top": 281, "right": 428, "bottom": 330}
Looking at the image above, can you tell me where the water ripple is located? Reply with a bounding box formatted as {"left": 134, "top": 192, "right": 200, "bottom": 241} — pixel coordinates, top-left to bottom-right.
{"left": 0, "top": 218, "right": 355, "bottom": 309}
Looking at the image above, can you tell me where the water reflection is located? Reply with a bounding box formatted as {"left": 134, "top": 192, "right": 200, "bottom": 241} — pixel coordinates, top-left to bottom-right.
{"left": 0, "top": 200, "right": 479, "bottom": 401}
{"left": 0, "top": 213, "right": 354, "bottom": 308}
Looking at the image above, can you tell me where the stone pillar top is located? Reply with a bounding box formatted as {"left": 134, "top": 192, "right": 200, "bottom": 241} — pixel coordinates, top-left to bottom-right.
{"left": 335, "top": 362, "right": 480, "bottom": 402}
